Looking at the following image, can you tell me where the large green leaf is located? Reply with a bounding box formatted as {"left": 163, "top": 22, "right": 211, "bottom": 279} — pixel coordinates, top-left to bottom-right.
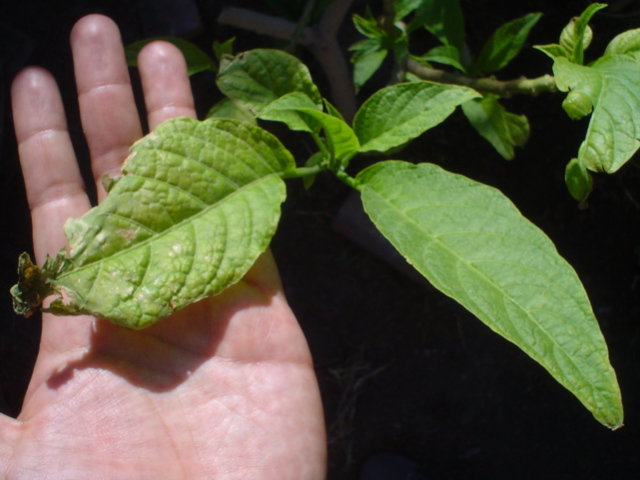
{"left": 461, "top": 95, "right": 529, "bottom": 160}
{"left": 12, "top": 117, "right": 294, "bottom": 329}
{"left": 472, "top": 13, "right": 542, "bottom": 75}
{"left": 353, "top": 81, "right": 480, "bottom": 153}
{"left": 554, "top": 55, "right": 640, "bottom": 173}
{"left": 356, "top": 160, "right": 623, "bottom": 429}
{"left": 216, "top": 49, "right": 322, "bottom": 128}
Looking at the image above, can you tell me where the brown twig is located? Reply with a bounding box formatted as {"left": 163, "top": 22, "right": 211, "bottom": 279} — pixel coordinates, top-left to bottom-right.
{"left": 406, "top": 57, "right": 558, "bottom": 97}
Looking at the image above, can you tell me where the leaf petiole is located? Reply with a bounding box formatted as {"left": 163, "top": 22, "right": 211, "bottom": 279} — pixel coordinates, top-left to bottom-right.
{"left": 334, "top": 169, "right": 358, "bottom": 189}
{"left": 280, "top": 164, "right": 326, "bottom": 179}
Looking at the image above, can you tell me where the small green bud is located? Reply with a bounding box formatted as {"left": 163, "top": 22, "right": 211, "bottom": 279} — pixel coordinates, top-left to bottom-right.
{"left": 565, "top": 158, "right": 593, "bottom": 208}
{"left": 562, "top": 91, "right": 593, "bottom": 120}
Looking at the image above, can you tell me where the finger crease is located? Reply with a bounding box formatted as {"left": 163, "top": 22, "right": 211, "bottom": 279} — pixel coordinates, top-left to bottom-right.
{"left": 29, "top": 184, "right": 87, "bottom": 212}
{"left": 19, "top": 127, "right": 69, "bottom": 146}
{"left": 77, "top": 81, "right": 132, "bottom": 97}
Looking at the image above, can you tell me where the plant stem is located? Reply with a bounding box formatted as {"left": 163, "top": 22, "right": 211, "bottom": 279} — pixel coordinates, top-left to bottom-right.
{"left": 334, "top": 169, "right": 358, "bottom": 189}
{"left": 310, "top": 131, "right": 328, "bottom": 158}
{"left": 281, "top": 164, "right": 326, "bottom": 179}
{"left": 287, "top": 0, "right": 317, "bottom": 51}
{"left": 406, "top": 57, "right": 558, "bottom": 97}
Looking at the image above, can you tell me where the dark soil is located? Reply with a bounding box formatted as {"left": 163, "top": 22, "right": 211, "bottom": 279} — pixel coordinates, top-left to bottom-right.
{"left": 1, "top": 1, "right": 639, "bottom": 479}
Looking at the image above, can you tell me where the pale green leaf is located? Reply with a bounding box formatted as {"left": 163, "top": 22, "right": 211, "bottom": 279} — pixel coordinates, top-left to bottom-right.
{"left": 605, "top": 28, "right": 640, "bottom": 61}
{"left": 213, "top": 37, "right": 235, "bottom": 61}
{"left": 353, "top": 81, "right": 480, "bottom": 153}
{"left": 350, "top": 38, "right": 389, "bottom": 92}
{"left": 260, "top": 93, "right": 359, "bottom": 166}
{"left": 534, "top": 43, "right": 569, "bottom": 61}
{"left": 352, "top": 12, "right": 385, "bottom": 39}
{"left": 125, "top": 37, "right": 217, "bottom": 76}
{"left": 559, "top": 3, "right": 607, "bottom": 64}
{"left": 473, "top": 13, "right": 542, "bottom": 74}
{"left": 216, "top": 49, "right": 322, "bottom": 127}
{"left": 554, "top": 55, "right": 640, "bottom": 173}
{"left": 18, "top": 117, "right": 294, "bottom": 329}
{"left": 418, "top": 45, "right": 465, "bottom": 72}
{"left": 323, "top": 98, "right": 346, "bottom": 121}
{"left": 258, "top": 92, "right": 322, "bottom": 133}
{"left": 356, "top": 160, "right": 623, "bottom": 429}
{"left": 206, "top": 97, "right": 257, "bottom": 125}
{"left": 461, "top": 95, "right": 529, "bottom": 160}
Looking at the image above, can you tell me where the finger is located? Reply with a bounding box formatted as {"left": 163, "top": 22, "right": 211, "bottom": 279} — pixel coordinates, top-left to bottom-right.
{"left": 138, "top": 41, "right": 196, "bottom": 129}
{"left": 11, "top": 67, "right": 91, "bottom": 263}
{"left": 12, "top": 68, "right": 96, "bottom": 403}
{"left": 71, "top": 15, "right": 142, "bottom": 200}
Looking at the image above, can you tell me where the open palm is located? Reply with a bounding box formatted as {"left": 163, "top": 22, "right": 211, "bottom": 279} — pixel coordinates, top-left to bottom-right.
{"left": 0, "top": 15, "right": 325, "bottom": 479}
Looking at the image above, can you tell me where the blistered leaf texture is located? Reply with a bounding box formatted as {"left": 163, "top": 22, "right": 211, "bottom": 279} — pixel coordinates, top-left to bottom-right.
{"left": 44, "top": 117, "right": 293, "bottom": 329}
{"left": 554, "top": 55, "right": 640, "bottom": 173}
{"left": 357, "top": 161, "right": 623, "bottom": 428}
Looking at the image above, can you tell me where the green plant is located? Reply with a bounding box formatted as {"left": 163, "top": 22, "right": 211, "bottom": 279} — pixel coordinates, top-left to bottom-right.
{"left": 351, "top": 1, "right": 640, "bottom": 207}
{"left": 11, "top": 3, "right": 630, "bottom": 430}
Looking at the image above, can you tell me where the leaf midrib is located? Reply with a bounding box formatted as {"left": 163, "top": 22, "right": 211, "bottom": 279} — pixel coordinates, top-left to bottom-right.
{"left": 56, "top": 174, "right": 277, "bottom": 281}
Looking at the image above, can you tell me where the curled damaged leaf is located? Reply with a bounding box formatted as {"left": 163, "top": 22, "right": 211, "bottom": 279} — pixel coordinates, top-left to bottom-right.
{"left": 11, "top": 117, "right": 295, "bottom": 329}
{"left": 11, "top": 252, "right": 58, "bottom": 317}
{"left": 554, "top": 55, "right": 640, "bottom": 173}
{"left": 559, "top": 3, "right": 606, "bottom": 65}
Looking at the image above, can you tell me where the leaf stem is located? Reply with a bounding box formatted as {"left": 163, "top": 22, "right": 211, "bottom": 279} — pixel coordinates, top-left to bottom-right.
{"left": 334, "top": 169, "right": 358, "bottom": 189}
{"left": 406, "top": 57, "right": 558, "bottom": 97}
{"left": 310, "top": 130, "right": 329, "bottom": 157}
{"left": 281, "top": 164, "right": 326, "bottom": 179}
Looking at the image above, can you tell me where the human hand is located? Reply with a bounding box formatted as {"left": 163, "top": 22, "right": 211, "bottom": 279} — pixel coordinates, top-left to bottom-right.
{"left": 1, "top": 15, "right": 326, "bottom": 479}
